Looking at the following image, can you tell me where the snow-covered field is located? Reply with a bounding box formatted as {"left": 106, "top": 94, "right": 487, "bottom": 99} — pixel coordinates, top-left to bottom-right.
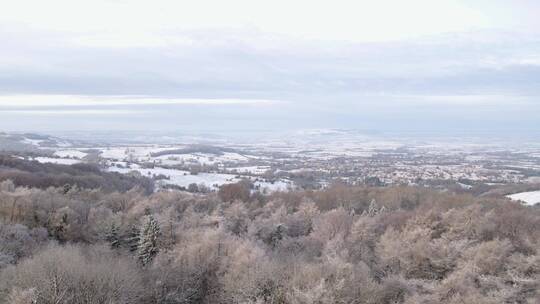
{"left": 22, "top": 138, "right": 44, "bottom": 146}
{"left": 100, "top": 148, "right": 129, "bottom": 160}
{"left": 98, "top": 145, "right": 254, "bottom": 167}
{"left": 107, "top": 165, "right": 290, "bottom": 192}
{"left": 228, "top": 166, "right": 271, "bottom": 174}
{"left": 99, "top": 146, "right": 182, "bottom": 160}
{"left": 507, "top": 190, "right": 540, "bottom": 206}
{"left": 155, "top": 152, "right": 250, "bottom": 166}
{"left": 33, "top": 157, "right": 81, "bottom": 165}
{"left": 254, "top": 179, "right": 291, "bottom": 192}
{"left": 34, "top": 143, "right": 289, "bottom": 192}
{"left": 108, "top": 166, "right": 241, "bottom": 189}
{"left": 21, "top": 136, "right": 72, "bottom": 148}
{"left": 54, "top": 150, "right": 88, "bottom": 159}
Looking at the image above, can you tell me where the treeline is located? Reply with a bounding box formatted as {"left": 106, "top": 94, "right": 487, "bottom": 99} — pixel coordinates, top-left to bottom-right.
{"left": 0, "top": 180, "right": 538, "bottom": 303}
{"left": 0, "top": 155, "right": 154, "bottom": 194}
{"left": 150, "top": 145, "right": 237, "bottom": 157}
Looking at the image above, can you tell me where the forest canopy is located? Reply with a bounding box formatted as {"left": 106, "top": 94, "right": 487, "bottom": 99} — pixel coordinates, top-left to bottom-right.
{"left": 0, "top": 175, "right": 538, "bottom": 304}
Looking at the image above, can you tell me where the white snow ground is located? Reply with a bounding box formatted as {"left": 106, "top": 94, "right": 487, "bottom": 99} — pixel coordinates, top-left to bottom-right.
{"left": 33, "top": 157, "right": 81, "bottom": 165}
{"left": 108, "top": 166, "right": 241, "bottom": 189}
{"left": 507, "top": 190, "right": 540, "bottom": 206}
{"left": 54, "top": 150, "right": 88, "bottom": 159}
{"left": 107, "top": 165, "right": 290, "bottom": 192}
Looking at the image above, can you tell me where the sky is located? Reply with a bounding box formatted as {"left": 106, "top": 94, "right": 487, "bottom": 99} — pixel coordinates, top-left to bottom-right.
{"left": 0, "top": 0, "right": 539, "bottom": 138}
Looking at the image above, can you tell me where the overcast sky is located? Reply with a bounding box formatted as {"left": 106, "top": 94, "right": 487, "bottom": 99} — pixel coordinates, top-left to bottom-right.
{"left": 1, "top": 0, "right": 539, "bottom": 137}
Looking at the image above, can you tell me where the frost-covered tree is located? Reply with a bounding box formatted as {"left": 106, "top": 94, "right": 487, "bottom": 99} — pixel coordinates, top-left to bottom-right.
{"left": 362, "top": 199, "right": 385, "bottom": 217}
{"left": 0, "top": 179, "right": 16, "bottom": 192}
{"left": 105, "top": 222, "right": 121, "bottom": 249}
{"left": 126, "top": 225, "right": 140, "bottom": 253}
{"left": 367, "top": 199, "right": 378, "bottom": 217}
{"left": 62, "top": 183, "right": 72, "bottom": 194}
{"left": 137, "top": 215, "right": 161, "bottom": 266}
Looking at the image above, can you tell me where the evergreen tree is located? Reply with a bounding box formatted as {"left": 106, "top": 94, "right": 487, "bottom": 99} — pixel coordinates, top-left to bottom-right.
{"left": 137, "top": 215, "right": 161, "bottom": 266}
{"left": 361, "top": 199, "right": 387, "bottom": 217}
{"left": 363, "top": 199, "right": 384, "bottom": 217}
{"left": 126, "top": 225, "right": 140, "bottom": 253}
{"left": 367, "top": 199, "right": 378, "bottom": 216}
{"left": 62, "top": 183, "right": 72, "bottom": 194}
{"left": 105, "top": 222, "right": 121, "bottom": 249}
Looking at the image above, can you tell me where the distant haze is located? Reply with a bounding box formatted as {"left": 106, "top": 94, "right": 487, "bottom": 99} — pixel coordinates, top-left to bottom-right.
{"left": 1, "top": 0, "right": 539, "bottom": 138}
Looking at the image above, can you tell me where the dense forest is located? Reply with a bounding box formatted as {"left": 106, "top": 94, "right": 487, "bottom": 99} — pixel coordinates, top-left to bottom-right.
{"left": 0, "top": 159, "right": 539, "bottom": 303}
{"left": 0, "top": 155, "right": 154, "bottom": 194}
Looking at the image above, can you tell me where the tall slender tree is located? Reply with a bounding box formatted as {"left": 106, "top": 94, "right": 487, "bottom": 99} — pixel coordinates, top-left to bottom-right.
{"left": 105, "top": 222, "right": 121, "bottom": 249}
{"left": 137, "top": 215, "right": 161, "bottom": 266}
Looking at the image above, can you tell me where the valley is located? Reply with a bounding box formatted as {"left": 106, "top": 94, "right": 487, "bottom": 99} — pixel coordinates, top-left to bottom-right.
{"left": 2, "top": 131, "right": 539, "bottom": 204}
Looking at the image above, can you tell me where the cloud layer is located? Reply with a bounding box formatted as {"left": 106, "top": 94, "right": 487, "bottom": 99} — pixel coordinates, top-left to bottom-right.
{"left": 0, "top": 1, "right": 539, "bottom": 136}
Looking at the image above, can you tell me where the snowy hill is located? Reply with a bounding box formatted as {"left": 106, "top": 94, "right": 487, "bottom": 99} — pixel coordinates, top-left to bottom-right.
{"left": 0, "top": 132, "right": 78, "bottom": 151}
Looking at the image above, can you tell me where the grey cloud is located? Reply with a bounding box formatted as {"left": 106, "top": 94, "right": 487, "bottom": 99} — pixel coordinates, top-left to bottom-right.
{"left": 2, "top": 28, "right": 539, "bottom": 96}
{"left": 0, "top": 27, "right": 539, "bottom": 135}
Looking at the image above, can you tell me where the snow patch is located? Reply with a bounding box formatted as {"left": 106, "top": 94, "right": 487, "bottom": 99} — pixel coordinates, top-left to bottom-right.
{"left": 33, "top": 157, "right": 81, "bottom": 165}
{"left": 54, "top": 150, "right": 88, "bottom": 159}
{"left": 507, "top": 190, "right": 540, "bottom": 206}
